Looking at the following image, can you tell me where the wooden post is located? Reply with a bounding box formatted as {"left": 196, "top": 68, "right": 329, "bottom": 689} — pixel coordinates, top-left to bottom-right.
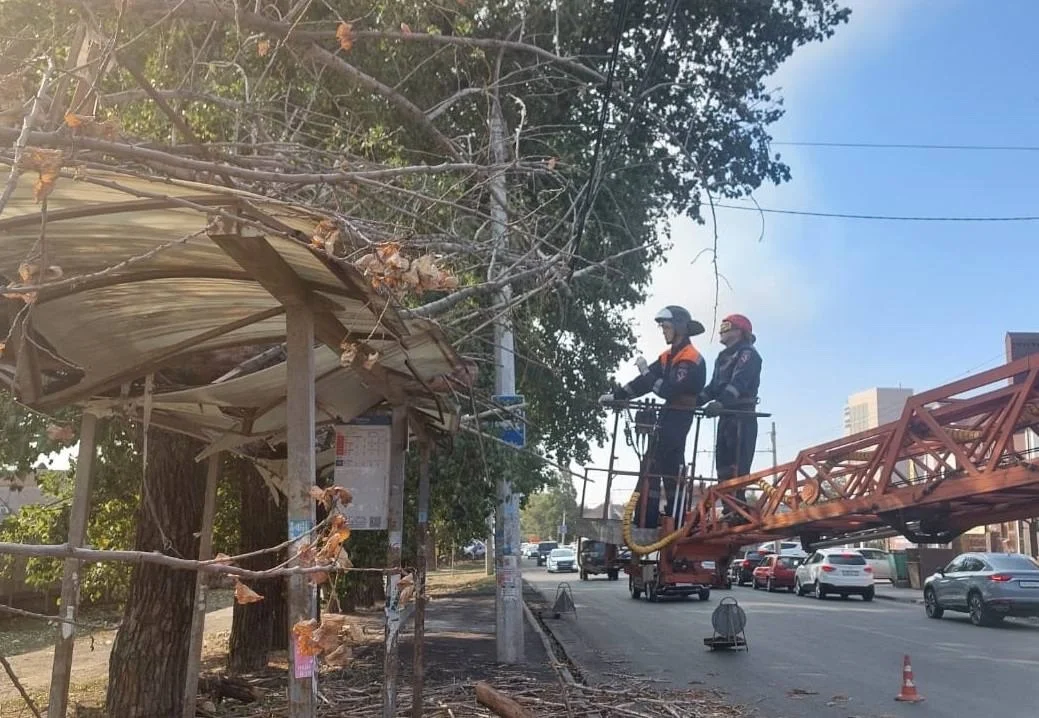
{"left": 286, "top": 305, "right": 317, "bottom": 717}
{"left": 47, "top": 411, "right": 98, "bottom": 718}
{"left": 381, "top": 405, "right": 408, "bottom": 718}
{"left": 182, "top": 454, "right": 221, "bottom": 718}
{"left": 411, "top": 441, "right": 432, "bottom": 718}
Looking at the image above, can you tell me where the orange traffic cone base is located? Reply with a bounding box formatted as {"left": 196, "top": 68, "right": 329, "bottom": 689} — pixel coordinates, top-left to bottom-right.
{"left": 895, "top": 654, "right": 925, "bottom": 703}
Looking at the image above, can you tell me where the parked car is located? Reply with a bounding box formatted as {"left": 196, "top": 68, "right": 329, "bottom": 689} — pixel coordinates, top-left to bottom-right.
{"left": 546, "top": 547, "right": 577, "bottom": 573}
{"left": 462, "top": 540, "right": 486, "bottom": 559}
{"left": 795, "top": 548, "right": 874, "bottom": 600}
{"left": 731, "top": 549, "right": 772, "bottom": 586}
{"left": 851, "top": 547, "right": 895, "bottom": 580}
{"left": 523, "top": 544, "right": 540, "bottom": 559}
{"left": 752, "top": 554, "right": 801, "bottom": 592}
{"left": 535, "top": 541, "right": 559, "bottom": 566}
{"left": 923, "top": 552, "right": 1039, "bottom": 627}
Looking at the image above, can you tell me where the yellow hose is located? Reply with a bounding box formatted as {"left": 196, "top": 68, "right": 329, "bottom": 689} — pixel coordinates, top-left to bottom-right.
{"left": 621, "top": 491, "right": 689, "bottom": 555}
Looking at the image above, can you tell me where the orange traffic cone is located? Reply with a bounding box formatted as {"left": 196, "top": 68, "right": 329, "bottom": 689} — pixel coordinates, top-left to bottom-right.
{"left": 895, "top": 654, "right": 925, "bottom": 703}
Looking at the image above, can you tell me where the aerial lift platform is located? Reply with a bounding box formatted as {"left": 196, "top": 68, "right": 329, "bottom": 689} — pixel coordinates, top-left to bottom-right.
{"left": 583, "top": 355, "right": 1039, "bottom": 601}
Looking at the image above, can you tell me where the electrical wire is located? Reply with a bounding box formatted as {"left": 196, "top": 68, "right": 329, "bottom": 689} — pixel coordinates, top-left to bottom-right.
{"left": 566, "top": 0, "right": 630, "bottom": 275}
{"left": 772, "top": 140, "right": 1039, "bottom": 152}
{"left": 706, "top": 202, "right": 1039, "bottom": 222}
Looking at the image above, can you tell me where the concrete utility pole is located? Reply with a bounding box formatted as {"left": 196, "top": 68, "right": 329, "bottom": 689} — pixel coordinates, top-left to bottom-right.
{"left": 489, "top": 92, "right": 524, "bottom": 663}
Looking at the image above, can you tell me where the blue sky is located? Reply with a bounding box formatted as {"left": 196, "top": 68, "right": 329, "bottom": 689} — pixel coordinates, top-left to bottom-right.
{"left": 580, "top": 0, "right": 1039, "bottom": 506}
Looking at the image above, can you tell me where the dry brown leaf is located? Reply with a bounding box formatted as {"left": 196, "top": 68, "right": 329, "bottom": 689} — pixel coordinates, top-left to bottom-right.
{"left": 308, "top": 570, "right": 330, "bottom": 586}
{"left": 336, "top": 22, "right": 354, "bottom": 51}
{"left": 399, "top": 584, "right": 415, "bottom": 605}
{"left": 211, "top": 553, "right": 233, "bottom": 564}
{"left": 339, "top": 341, "right": 358, "bottom": 367}
{"left": 400, "top": 22, "right": 412, "bottom": 35}
{"left": 362, "top": 350, "right": 380, "bottom": 370}
{"left": 234, "top": 580, "right": 264, "bottom": 604}
{"left": 324, "top": 643, "right": 353, "bottom": 666}
{"left": 334, "top": 547, "right": 353, "bottom": 569}
{"left": 46, "top": 424, "right": 76, "bottom": 443}
{"left": 19, "top": 148, "right": 64, "bottom": 203}
{"left": 298, "top": 543, "right": 317, "bottom": 568}
{"left": 330, "top": 486, "right": 353, "bottom": 506}
{"left": 309, "top": 485, "right": 332, "bottom": 510}
{"left": 257, "top": 38, "right": 271, "bottom": 56}
{"left": 547, "top": 157, "right": 558, "bottom": 170}
{"left": 292, "top": 618, "right": 321, "bottom": 656}
{"left": 64, "top": 112, "right": 89, "bottom": 128}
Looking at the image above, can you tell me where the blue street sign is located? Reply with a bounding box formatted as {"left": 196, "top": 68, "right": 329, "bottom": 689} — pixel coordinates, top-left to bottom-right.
{"left": 491, "top": 394, "right": 525, "bottom": 448}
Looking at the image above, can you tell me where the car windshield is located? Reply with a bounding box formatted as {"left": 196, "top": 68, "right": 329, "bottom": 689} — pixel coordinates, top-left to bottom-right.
{"left": 827, "top": 553, "right": 867, "bottom": 566}
{"left": 777, "top": 557, "right": 799, "bottom": 568}
{"left": 550, "top": 549, "right": 574, "bottom": 558}
{"left": 988, "top": 554, "right": 1039, "bottom": 571}
{"left": 539, "top": 543, "right": 558, "bottom": 551}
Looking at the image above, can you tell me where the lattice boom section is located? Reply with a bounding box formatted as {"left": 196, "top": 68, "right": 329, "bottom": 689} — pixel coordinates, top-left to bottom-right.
{"left": 683, "top": 355, "right": 1039, "bottom": 547}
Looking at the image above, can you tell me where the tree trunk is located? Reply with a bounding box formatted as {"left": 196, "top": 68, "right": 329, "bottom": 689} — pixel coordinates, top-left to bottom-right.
{"left": 106, "top": 430, "right": 207, "bottom": 718}
{"left": 336, "top": 531, "right": 385, "bottom": 612}
{"left": 227, "top": 458, "right": 287, "bottom": 673}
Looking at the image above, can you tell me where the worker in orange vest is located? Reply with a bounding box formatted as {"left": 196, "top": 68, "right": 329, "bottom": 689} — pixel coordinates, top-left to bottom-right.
{"left": 599, "top": 306, "right": 707, "bottom": 528}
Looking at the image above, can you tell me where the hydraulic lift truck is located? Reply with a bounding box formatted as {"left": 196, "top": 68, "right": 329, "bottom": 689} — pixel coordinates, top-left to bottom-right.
{"left": 579, "top": 399, "right": 770, "bottom": 601}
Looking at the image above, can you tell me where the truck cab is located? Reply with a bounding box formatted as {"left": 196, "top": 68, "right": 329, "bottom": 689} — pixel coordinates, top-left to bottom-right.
{"left": 577, "top": 538, "right": 623, "bottom": 581}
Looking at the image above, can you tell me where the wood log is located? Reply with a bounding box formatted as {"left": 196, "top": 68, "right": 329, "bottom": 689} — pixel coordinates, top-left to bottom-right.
{"left": 474, "top": 681, "right": 535, "bottom": 718}
{"left": 197, "top": 673, "right": 261, "bottom": 704}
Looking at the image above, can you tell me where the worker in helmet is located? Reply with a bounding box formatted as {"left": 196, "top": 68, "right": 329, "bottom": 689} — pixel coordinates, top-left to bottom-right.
{"left": 598, "top": 306, "right": 707, "bottom": 528}
{"left": 699, "top": 314, "right": 762, "bottom": 512}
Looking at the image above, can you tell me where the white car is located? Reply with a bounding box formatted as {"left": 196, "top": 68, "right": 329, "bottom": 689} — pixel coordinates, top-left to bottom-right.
{"left": 794, "top": 548, "right": 875, "bottom": 600}
{"left": 546, "top": 548, "right": 577, "bottom": 573}
{"left": 854, "top": 547, "right": 895, "bottom": 581}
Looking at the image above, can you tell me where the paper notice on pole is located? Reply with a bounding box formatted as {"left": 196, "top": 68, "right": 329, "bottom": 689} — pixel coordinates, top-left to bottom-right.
{"left": 334, "top": 417, "right": 392, "bottom": 530}
{"left": 498, "top": 555, "right": 520, "bottom": 601}
{"left": 293, "top": 641, "right": 315, "bottom": 679}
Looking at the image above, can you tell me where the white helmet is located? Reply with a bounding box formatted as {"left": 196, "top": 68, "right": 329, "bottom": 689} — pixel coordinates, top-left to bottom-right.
{"left": 654, "top": 305, "right": 705, "bottom": 337}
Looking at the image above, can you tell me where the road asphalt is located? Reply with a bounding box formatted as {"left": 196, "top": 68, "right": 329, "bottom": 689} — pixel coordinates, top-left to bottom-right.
{"left": 526, "top": 563, "right": 1039, "bottom": 718}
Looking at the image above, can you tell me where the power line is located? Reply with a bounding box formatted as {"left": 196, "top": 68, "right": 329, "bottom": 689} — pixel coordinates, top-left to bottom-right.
{"left": 707, "top": 202, "right": 1039, "bottom": 223}
{"left": 771, "top": 140, "right": 1039, "bottom": 152}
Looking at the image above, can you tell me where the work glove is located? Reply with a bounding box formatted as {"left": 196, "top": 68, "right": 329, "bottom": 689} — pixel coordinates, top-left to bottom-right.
{"left": 598, "top": 392, "right": 616, "bottom": 405}
{"left": 702, "top": 400, "right": 723, "bottom": 417}
{"left": 636, "top": 356, "right": 649, "bottom": 375}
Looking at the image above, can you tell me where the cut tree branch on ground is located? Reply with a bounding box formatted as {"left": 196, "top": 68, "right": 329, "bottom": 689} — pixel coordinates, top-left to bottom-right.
{"left": 474, "top": 681, "right": 535, "bottom": 718}
{"left": 0, "top": 654, "right": 43, "bottom": 718}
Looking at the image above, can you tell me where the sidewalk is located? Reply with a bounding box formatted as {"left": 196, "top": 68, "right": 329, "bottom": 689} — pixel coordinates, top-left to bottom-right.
{"left": 873, "top": 582, "right": 925, "bottom": 605}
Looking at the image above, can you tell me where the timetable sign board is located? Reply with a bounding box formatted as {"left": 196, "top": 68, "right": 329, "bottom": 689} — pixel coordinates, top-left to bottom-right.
{"left": 333, "top": 415, "right": 392, "bottom": 530}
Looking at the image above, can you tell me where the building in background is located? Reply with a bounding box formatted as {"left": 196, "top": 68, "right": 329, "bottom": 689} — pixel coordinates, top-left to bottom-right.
{"left": 843, "top": 387, "right": 914, "bottom": 437}
{"left": 842, "top": 387, "right": 914, "bottom": 550}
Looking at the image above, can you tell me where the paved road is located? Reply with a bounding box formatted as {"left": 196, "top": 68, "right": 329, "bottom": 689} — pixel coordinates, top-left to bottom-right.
{"left": 526, "top": 563, "right": 1039, "bottom": 718}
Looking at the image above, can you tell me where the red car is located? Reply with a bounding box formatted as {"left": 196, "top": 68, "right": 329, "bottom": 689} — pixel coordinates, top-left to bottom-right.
{"left": 752, "top": 554, "right": 800, "bottom": 592}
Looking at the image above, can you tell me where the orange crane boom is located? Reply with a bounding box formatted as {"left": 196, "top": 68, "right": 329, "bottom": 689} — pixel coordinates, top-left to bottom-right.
{"left": 680, "top": 354, "right": 1039, "bottom": 554}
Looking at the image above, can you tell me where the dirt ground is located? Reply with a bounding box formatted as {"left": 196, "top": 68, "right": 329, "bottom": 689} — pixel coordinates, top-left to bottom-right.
{"left": 0, "top": 564, "right": 494, "bottom": 715}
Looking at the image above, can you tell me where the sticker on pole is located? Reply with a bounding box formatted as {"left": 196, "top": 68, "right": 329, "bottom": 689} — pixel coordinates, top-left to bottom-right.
{"left": 334, "top": 415, "right": 392, "bottom": 530}
{"left": 490, "top": 394, "right": 525, "bottom": 448}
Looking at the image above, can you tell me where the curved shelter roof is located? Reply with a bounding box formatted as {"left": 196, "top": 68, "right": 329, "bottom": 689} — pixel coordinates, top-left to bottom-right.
{"left": 0, "top": 166, "right": 462, "bottom": 452}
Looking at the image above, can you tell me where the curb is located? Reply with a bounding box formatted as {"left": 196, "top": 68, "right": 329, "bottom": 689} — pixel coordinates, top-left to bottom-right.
{"left": 521, "top": 589, "right": 578, "bottom": 686}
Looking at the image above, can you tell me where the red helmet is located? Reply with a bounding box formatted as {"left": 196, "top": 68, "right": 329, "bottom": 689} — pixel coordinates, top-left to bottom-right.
{"left": 720, "top": 314, "right": 753, "bottom": 336}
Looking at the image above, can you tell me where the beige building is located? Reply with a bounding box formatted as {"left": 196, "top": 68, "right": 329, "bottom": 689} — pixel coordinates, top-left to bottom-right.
{"left": 843, "top": 387, "right": 914, "bottom": 437}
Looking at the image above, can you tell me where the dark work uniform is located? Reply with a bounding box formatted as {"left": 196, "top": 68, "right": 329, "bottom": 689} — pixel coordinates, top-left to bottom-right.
{"left": 612, "top": 338, "right": 706, "bottom": 528}
{"left": 700, "top": 340, "right": 762, "bottom": 500}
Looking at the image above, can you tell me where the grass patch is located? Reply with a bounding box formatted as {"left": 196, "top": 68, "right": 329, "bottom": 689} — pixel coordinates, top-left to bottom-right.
{"left": 427, "top": 560, "right": 496, "bottom": 596}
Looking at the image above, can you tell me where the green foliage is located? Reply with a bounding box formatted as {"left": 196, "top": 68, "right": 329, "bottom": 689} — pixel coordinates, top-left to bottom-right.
{"left": 519, "top": 477, "right": 594, "bottom": 544}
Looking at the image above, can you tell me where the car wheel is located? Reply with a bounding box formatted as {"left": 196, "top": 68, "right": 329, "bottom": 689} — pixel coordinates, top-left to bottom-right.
{"left": 815, "top": 580, "right": 826, "bottom": 599}
{"left": 699, "top": 589, "right": 711, "bottom": 601}
{"left": 968, "top": 591, "right": 1003, "bottom": 627}
{"left": 794, "top": 578, "right": 805, "bottom": 596}
{"left": 580, "top": 569, "right": 587, "bottom": 581}
{"left": 840, "top": 593, "right": 849, "bottom": 600}
{"left": 647, "top": 582, "right": 659, "bottom": 603}
{"left": 924, "top": 587, "right": 943, "bottom": 618}
{"left": 862, "top": 587, "right": 874, "bottom": 602}
{"left": 629, "top": 576, "right": 642, "bottom": 600}
{"left": 767, "top": 578, "right": 775, "bottom": 592}
{"left": 788, "top": 584, "right": 795, "bottom": 593}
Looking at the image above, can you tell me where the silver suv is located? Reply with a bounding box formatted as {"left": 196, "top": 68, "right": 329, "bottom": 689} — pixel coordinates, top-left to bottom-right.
{"left": 924, "top": 552, "right": 1039, "bottom": 627}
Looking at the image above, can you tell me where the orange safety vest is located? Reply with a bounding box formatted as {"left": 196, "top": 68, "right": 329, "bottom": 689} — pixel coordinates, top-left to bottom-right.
{"left": 658, "top": 343, "right": 702, "bottom": 367}
{"left": 657, "top": 343, "right": 703, "bottom": 407}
